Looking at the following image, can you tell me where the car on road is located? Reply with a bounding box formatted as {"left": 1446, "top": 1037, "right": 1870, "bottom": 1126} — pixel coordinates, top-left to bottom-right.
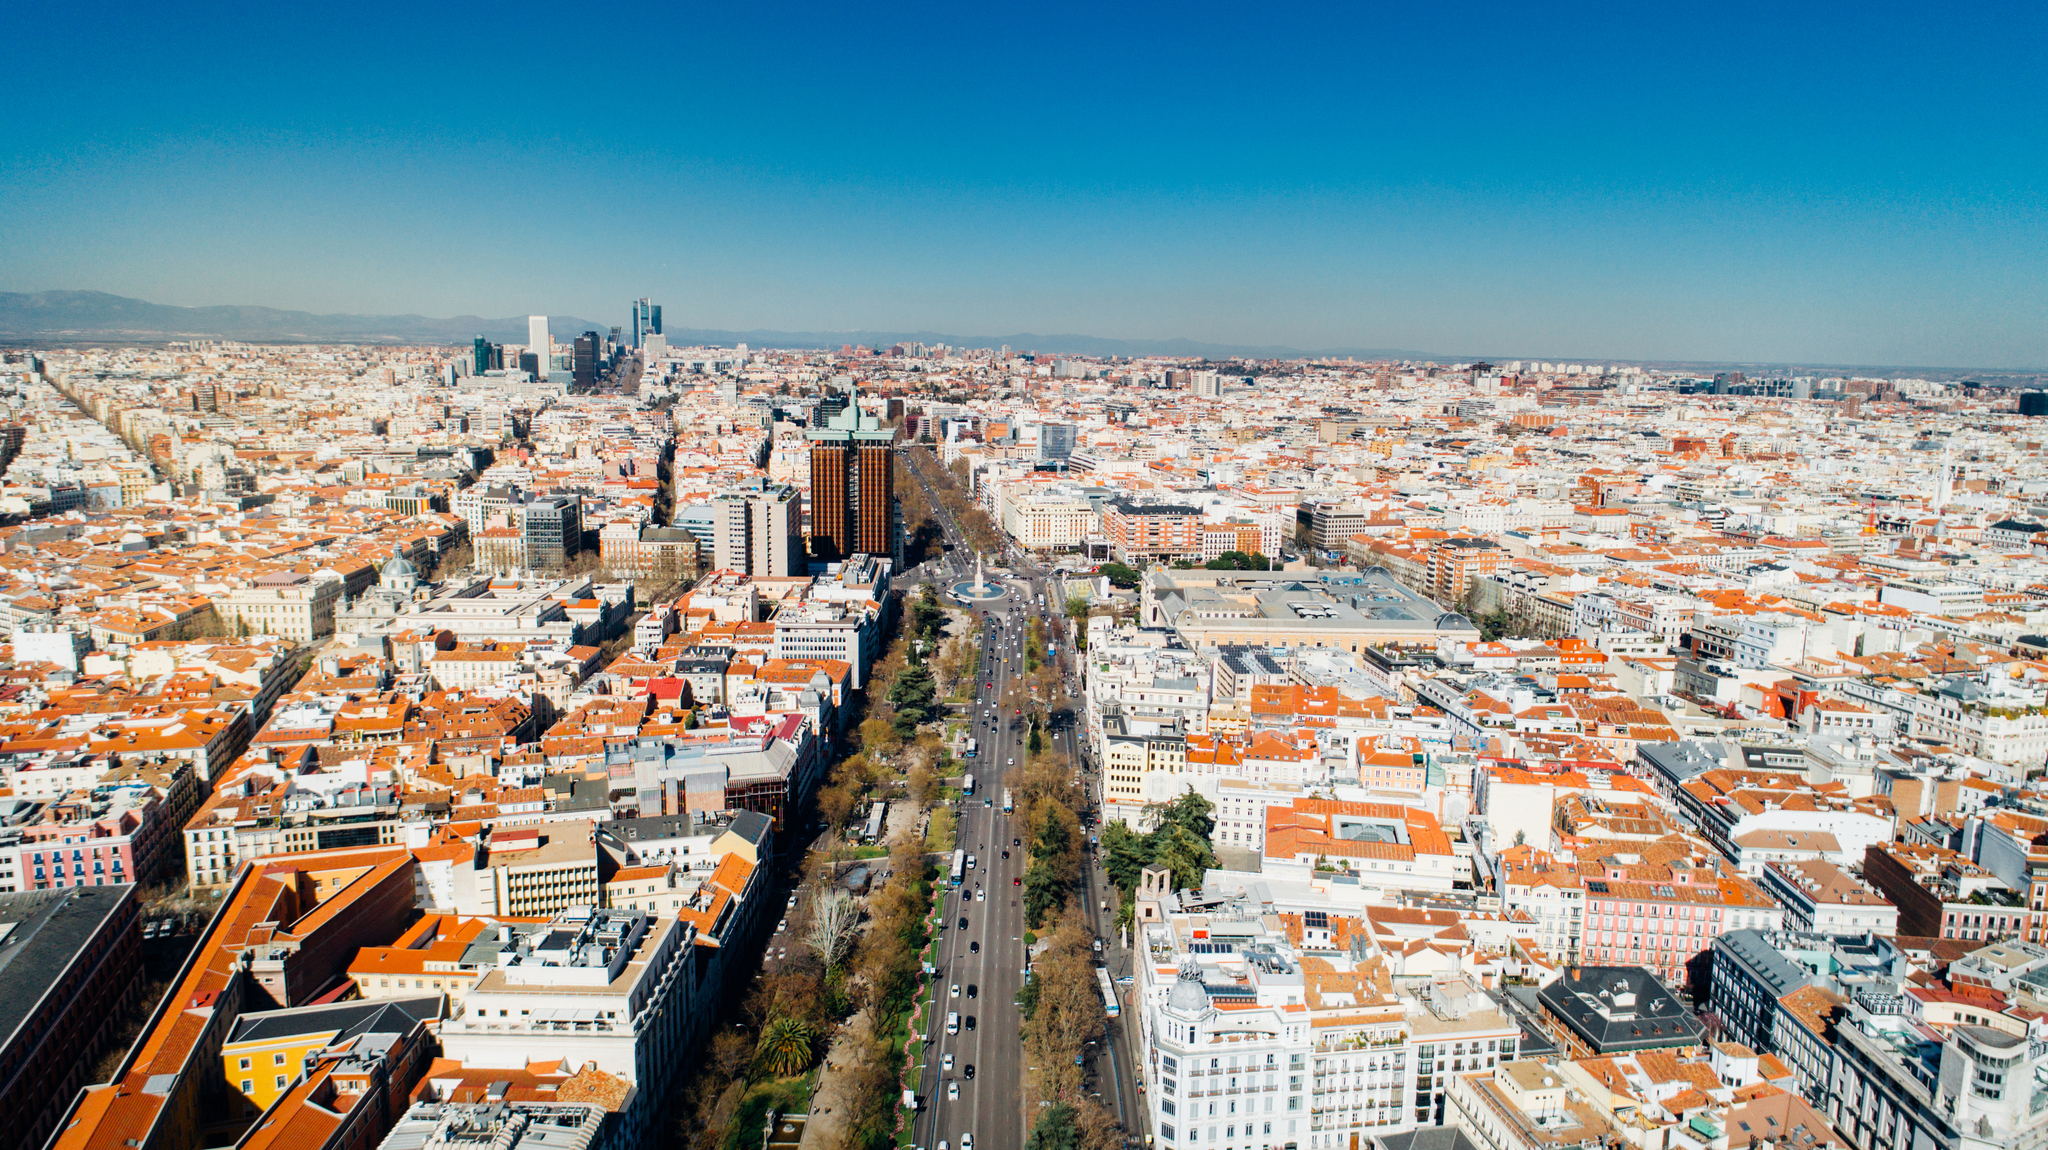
{"left": 1014, "top": 838, "right": 1022, "bottom": 846}
{"left": 950, "top": 983, "right": 960, "bottom": 998}
{"left": 964, "top": 1064, "right": 975, "bottom": 1079}
{"left": 959, "top": 916, "right": 968, "bottom": 928}
{"left": 965, "top": 1016, "right": 976, "bottom": 1030}
{"left": 967, "top": 984, "right": 977, "bottom": 998}
{"left": 976, "top": 890, "right": 985, "bottom": 901}
{"left": 943, "top": 1053, "right": 954, "bottom": 1071}
{"left": 947, "top": 1012, "right": 960, "bottom": 1034}
{"left": 963, "top": 1136, "right": 974, "bottom": 1150}
{"left": 1001, "top": 850, "right": 1009, "bottom": 859}
{"left": 948, "top": 1081, "right": 960, "bottom": 1101}
{"left": 776, "top": 919, "right": 786, "bottom": 932}
{"left": 1013, "top": 877, "right": 1021, "bottom": 885}
{"left": 970, "top": 941, "right": 979, "bottom": 953}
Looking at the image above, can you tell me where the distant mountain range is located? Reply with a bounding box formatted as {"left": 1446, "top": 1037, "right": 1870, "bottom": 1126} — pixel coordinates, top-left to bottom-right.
{"left": 0, "top": 290, "right": 1434, "bottom": 359}
{"left": 0, "top": 291, "right": 609, "bottom": 346}
{"left": 1, "top": 290, "right": 2037, "bottom": 377}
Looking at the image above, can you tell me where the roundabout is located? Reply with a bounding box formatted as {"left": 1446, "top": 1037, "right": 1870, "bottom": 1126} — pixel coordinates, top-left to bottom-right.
{"left": 952, "top": 579, "right": 1007, "bottom": 601}
{"left": 951, "top": 553, "right": 1008, "bottom": 601}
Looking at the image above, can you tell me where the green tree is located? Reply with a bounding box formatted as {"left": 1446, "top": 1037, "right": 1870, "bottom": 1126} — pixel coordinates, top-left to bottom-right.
{"left": 1151, "top": 824, "right": 1217, "bottom": 892}
{"left": 1101, "top": 820, "right": 1154, "bottom": 894}
{"left": 1036, "top": 805, "right": 1073, "bottom": 860}
{"left": 1026, "top": 1103, "right": 1083, "bottom": 1150}
{"left": 1023, "top": 858, "right": 1064, "bottom": 926}
{"left": 1029, "top": 722, "right": 1044, "bottom": 756}
{"left": 1064, "top": 594, "right": 1089, "bottom": 619}
{"left": 754, "top": 1015, "right": 815, "bottom": 1079}
{"left": 887, "top": 657, "right": 940, "bottom": 737}
{"left": 1098, "top": 561, "right": 1141, "bottom": 588}
{"left": 1145, "top": 788, "right": 1217, "bottom": 840}
{"left": 911, "top": 583, "right": 946, "bottom": 641}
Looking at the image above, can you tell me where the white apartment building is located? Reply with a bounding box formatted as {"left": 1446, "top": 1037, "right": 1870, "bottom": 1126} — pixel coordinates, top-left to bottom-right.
{"left": 1001, "top": 491, "right": 1097, "bottom": 551}
{"left": 1135, "top": 898, "right": 1521, "bottom": 1150}
{"left": 440, "top": 905, "right": 688, "bottom": 1092}
{"left": 772, "top": 599, "right": 881, "bottom": 688}
{"left": 429, "top": 645, "right": 525, "bottom": 691}
{"left": 1758, "top": 859, "right": 1901, "bottom": 937}
{"left": 1101, "top": 712, "right": 1189, "bottom": 824}
{"left": 1908, "top": 679, "right": 2048, "bottom": 765}
{"left": 1690, "top": 612, "right": 1833, "bottom": 670}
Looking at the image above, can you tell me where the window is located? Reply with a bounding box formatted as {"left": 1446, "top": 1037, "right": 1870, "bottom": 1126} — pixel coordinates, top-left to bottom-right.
{"left": 273, "top": 1053, "right": 286, "bottom": 1065}
{"left": 241, "top": 1079, "right": 254, "bottom": 1094}
{"left": 239, "top": 1057, "right": 251, "bottom": 1070}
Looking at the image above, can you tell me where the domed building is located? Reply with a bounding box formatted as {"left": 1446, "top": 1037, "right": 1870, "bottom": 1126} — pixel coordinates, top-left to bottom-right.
{"left": 379, "top": 552, "right": 419, "bottom": 595}
{"left": 337, "top": 549, "right": 428, "bottom": 632}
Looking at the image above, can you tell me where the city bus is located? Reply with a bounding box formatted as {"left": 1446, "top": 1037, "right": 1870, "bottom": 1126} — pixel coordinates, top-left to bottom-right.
{"left": 964, "top": 737, "right": 978, "bottom": 759}
{"left": 1002, "top": 789, "right": 1013, "bottom": 813}
{"left": 962, "top": 773, "right": 976, "bottom": 796}
{"left": 950, "top": 850, "right": 966, "bottom": 885}
{"left": 1096, "top": 966, "right": 1120, "bottom": 1018}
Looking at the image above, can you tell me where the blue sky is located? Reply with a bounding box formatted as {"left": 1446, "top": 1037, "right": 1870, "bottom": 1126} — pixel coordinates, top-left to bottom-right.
{"left": 4, "top": 0, "right": 2045, "bottom": 366}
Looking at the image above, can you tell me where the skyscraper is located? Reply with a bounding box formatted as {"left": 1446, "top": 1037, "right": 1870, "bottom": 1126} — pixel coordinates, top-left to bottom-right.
{"left": 528, "top": 315, "right": 550, "bottom": 370}
{"left": 473, "top": 336, "right": 493, "bottom": 375}
{"left": 630, "top": 298, "right": 656, "bottom": 349}
{"left": 807, "top": 381, "right": 899, "bottom": 565}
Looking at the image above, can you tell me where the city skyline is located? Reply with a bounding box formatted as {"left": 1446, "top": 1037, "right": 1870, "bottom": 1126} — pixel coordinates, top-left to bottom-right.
{"left": 0, "top": 287, "right": 2041, "bottom": 377}
{"left": 4, "top": 2, "right": 2046, "bottom": 367}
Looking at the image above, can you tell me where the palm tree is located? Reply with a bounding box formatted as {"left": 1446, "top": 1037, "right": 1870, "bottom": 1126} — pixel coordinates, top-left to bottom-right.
{"left": 756, "top": 1016, "right": 815, "bottom": 1079}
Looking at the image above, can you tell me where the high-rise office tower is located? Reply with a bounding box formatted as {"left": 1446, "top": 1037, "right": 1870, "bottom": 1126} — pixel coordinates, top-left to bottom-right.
{"left": 474, "top": 336, "right": 495, "bottom": 375}
{"left": 573, "top": 332, "right": 599, "bottom": 389}
{"left": 807, "top": 380, "right": 899, "bottom": 565}
{"left": 528, "top": 316, "right": 550, "bottom": 369}
{"left": 630, "top": 299, "right": 656, "bottom": 349}
{"left": 710, "top": 481, "right": 804, "bottom": 576}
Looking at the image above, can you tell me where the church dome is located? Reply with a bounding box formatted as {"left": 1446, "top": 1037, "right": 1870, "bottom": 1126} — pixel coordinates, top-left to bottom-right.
{"left": 1167, "top": 962, "right": 1211, "bottom": 1013}
{"left": 380, "top": 552, "right": 419, "bottom": 592}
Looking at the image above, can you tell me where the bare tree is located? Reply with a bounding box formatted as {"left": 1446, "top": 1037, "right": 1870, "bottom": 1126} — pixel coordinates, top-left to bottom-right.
{"left": 804, "top": 890, "right": 862, "bottom": 968}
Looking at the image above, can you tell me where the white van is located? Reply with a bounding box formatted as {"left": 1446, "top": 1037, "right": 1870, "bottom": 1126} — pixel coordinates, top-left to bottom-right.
{"left": 947, "top": 1011, "right": 961, "bottom": 1034}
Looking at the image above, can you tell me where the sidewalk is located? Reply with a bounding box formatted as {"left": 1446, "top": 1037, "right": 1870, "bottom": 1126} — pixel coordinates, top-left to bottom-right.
{"left": 799, "top": 1009, "right": 875, "bottom": 1150}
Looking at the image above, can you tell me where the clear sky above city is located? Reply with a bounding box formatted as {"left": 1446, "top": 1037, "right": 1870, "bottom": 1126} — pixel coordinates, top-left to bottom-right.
{"left": 4, "top": 0, "right": 2045, "bottom": 367}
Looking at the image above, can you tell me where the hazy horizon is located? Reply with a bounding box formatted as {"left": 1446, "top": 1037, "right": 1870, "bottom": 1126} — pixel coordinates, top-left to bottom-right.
{"left": 4, "top": 0, "right": 2045, "bottom": 368}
